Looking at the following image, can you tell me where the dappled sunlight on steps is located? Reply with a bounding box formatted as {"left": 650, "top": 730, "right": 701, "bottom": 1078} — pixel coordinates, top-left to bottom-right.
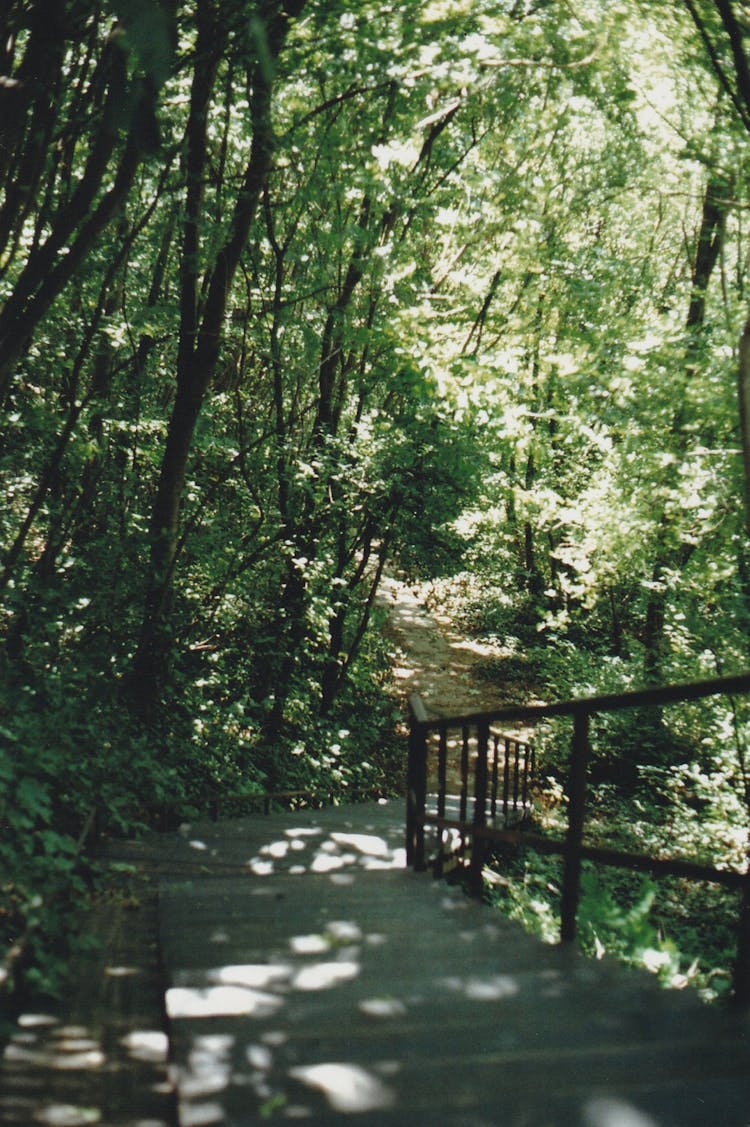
{"left": 3, "top": 799, "right": 750, "bottom": 1125}
{"left": 156, "top": 801, "right": 750, "bottom": 1125}
{"left": 0, "top": 890, "right": 175, "bottom": 1127}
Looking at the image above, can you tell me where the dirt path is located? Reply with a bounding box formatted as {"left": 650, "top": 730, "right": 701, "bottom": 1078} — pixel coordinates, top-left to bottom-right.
{"left": 376, "top": 575, "right": 507, "bottom": 720}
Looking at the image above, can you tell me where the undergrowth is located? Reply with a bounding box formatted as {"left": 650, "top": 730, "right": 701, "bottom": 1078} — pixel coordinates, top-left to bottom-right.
{"left": 486, "top": 846, "right": 739, "bottom": 1002}
{"left": 423, "top": 571, "right": 750, "bottom": 1004}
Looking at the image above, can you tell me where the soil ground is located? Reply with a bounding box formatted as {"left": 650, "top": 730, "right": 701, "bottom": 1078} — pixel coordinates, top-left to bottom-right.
{"left": 376, "top": 575, "right": 509, "bottom": 720}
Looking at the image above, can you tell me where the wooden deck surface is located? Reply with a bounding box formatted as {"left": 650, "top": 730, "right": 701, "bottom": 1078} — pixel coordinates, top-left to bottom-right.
{"left": 3, "top": 799, "right": 750, "bottom": 1125}
{"left": 0, "top": 872, "right": 175, "bottom": 1126}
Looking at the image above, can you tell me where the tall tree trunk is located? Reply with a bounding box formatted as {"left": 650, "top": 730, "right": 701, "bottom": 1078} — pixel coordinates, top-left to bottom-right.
{"left": 0, "top": 27, "right": 151, "bottom": 405}
{"left": 127, "top": 0, "right": 304, "bottom": 709}
{"left": 642, "top": 174, "right": 727, "bottom": 681}
{"left": 738, "top": 310, "right": 750, "bottom": 544}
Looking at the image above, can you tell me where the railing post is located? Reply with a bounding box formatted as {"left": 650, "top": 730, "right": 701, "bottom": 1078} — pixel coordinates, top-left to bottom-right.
{"left": 468, "top": 720, "right": 490, "bottom": 895}
{"left": 406, "top": 695, "right": 428, "bottom": 871}
{"left": 503, "top": 737, "right": 511, "bottom": 822}
{"left": 435, "top": 725, "right": 448, "bottom": 876}
{"left": 560, "top": 708, "right": 590, "bottom": 944}
{"left": 460, "top": 724, "right": 470, "bottom": 823}
{"left": 733, "top": 868, "right": 750, "bottom": 1006}
{"left": 490, "top": 732, "right": 500, "bottom": 819}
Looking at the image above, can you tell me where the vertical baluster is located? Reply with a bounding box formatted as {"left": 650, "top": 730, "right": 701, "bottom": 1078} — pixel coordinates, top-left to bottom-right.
{"left": 513, "top": 739, "right": 521, "bottom": 813}
{"left": 521, "top": 739, "right": 530, "bottom": 811}
{"left": 490, "top": 731, "right": 500, "bottom": 819}
{"left": 469, "top": 721, "right": 490, "bottom": 895}
{"left": 406, "top": 697, "right": 429, "bottom": 871}
{"left": 460, "top": 723, "right": 469, "bottom": 823}
{"left": 503, "top": 737, "right": 511, "bottom": 823}
{"left": 733, "top": 868, "right": 750, "bottom": 1006}
{"left": 436, "top": 725, "right": 448, "bottom": 876}
{"left": 560, "top": 709, "right": 590, "bottom": 943}
{"left": 438, "top": 726, "right": 447, "bottom": 819}
{"left": 459, "top": 723, "right": 470, "bottom": 862}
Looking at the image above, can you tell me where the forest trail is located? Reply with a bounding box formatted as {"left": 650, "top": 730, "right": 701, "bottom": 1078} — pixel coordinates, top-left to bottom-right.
{"left": 376, "top": 576, "right": 510, "bottom": 719}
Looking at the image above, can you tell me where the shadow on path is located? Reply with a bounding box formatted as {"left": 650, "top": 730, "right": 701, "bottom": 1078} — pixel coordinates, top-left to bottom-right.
{"left": 155, "top": 801, "right": 750, "bottom": 1126}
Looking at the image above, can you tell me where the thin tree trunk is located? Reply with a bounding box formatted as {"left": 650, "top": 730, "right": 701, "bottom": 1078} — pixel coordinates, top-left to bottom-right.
{"left": 738, "top": 310, "right": 750, "bottom": 543}
{"left": 128, "top": 0, "right": 304, "bottom": 707}
{"left": 643, "top": 174, "right": 727, "bottom": 681}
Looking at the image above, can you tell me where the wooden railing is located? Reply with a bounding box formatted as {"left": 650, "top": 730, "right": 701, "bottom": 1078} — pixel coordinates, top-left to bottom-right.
{"left": 405, "top": 671, "right": 750, "bottom": 1005}
{"left": 141, "top": 785, "right": 388, "bottom": 830}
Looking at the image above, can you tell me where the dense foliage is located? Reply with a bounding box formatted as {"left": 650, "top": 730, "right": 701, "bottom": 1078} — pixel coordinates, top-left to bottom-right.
{"left": 2, "top": 0, "right": 750, "bottom": 1001}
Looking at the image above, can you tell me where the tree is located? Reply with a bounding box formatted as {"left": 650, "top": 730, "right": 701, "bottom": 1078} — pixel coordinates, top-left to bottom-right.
{"left": 679, "top": 0, "right": 750, "bottom": 541}
{"left": 7, "top": 0, "right": 750, "bottom": 997}
{"left": 128, "top": 0, "right": 306, "bottom": 708}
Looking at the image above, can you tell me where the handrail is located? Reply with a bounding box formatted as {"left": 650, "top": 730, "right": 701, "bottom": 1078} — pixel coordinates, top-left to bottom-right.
{"left": 409, "top": 670, "right": 750, "bottom": 729}
{"left": 405, "top": 670, "right": 750, "bottom": 1005}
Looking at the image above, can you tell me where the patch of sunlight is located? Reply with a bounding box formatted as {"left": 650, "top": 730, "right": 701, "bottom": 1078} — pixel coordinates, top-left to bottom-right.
{"left": 292, "top": 960, "right": 360, "bottom": 991}
{"left": 284, "top": 827, "right": 323, "bottom": 838}
{"left": 247, "top": 858, "right": 275, "bottom": 875}
{"left": 393, "top": 665, "right": 415, "bottom": 680}
{"left": 450, "top": 638, "right": 498, "bottom": 657}
{"left": 438, "top": 974, "right": 519, "bottom": 1001}
{"left": 246, "top": 1042, "right": 273, "bottom": 1070}
{"left": 583, "top": 1097, "right": 660, "bottom": 1127}
{"left": 326, "top": 920, "right": 363, "bottom": 943}
{"left": 359, "top": 997, "right": 407, "bottom": 1018}
{"left": 289, "top": 1062, "right": 396, "bottom": 1112}
{"left": 180, "top": 1034, "right": 234, "bottom": 1100}
{"left": 179, "top": 1100, "right": 224, "bottom": 1127}
{"left": 328, "top": 831, "right": 405, "bottom": 869}
{"left": 208, "top": 964, "right": 291, "bottom": 989}
{"left": 188, "top": 839, "right": 208, "bottom": 852}
{"left": 290, "top": 933, "right": 330, "bottom": 955}
{"left": 120, "top": 1029, "right": 168, "bottom": 1062}
{"left": 311, "top": 852, "right": 348, "bottom": 873}
{"left": 261, "top": 839, "right": 290, "bottom": 859}
{"left": 330, "top": 872, "right": 355, "bottom": 886}
{"left": 166, "top": 985, "right": 283, "bottom": 1019}
{"left": 104, "top": 964, "right": 138, "bottom": 977}
{"left": 331, "top": 832, "right": 391, "bottom": 858}
{"left": 46, "top": 1031, "right": 97, "bottom": 1052}
{"left": 5, "top": 1041, "right": 105, "bottom": 1070}
{"left": 18, "top": 1012, "right": 58, "bottom": 1028}
{"left": 33, "top": 1105, "right": 102, "bottom": 1126}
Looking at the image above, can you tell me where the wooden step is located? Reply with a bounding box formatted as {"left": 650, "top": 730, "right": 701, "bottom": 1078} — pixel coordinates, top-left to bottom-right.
{"left": 158, "top": 803, "right": 750, "bottom": 1126}
{"left": 0, "top": 879, "right": 176, "bottom": 1127}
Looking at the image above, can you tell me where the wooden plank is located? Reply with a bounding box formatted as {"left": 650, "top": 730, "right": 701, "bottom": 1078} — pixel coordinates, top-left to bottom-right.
{"left": 0, "top": 876, "right": 176, "bottom": 1127}
{"left": 157, "top": 803, "right": 750, "bottom": 1126}
{"left": 6, "top": 800, "right": 750, "bottom": 1125}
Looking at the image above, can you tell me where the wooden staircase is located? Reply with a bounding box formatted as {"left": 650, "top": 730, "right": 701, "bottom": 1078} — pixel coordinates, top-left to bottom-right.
{"left": 3, "top": 798, "right": 750, "bottom": 1124}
